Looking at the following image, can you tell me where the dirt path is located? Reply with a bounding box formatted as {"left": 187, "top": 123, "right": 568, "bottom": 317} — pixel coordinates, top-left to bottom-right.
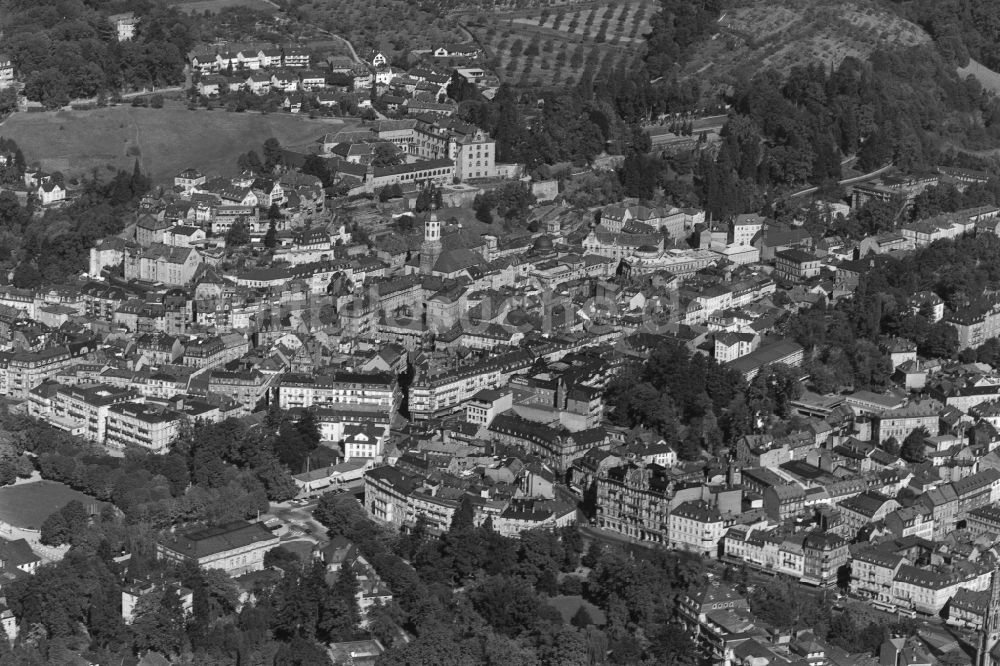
{"left": 130, "top": 109, "right": 146, "bottom": 174}
{"left": 317, "top": 28, "right": 361, "bottom": 64}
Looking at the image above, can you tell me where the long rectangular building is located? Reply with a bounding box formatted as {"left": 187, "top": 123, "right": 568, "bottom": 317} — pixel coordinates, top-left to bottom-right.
{"left": 726, "top": 340, "right": 804, "bottom": 381}
{"left": 277, "top": 371, "right": 400, "bottom": 412}
{"left": 156, "top": 520, "right": 279, "bottom": 576}
{"left": 408, "top": 349, "right": 534, "bottom": 420}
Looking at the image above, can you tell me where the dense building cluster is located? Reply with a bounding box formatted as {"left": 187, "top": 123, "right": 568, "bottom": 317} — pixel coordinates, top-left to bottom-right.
{"left": 13, "top": 0, "right": 1000, "bottom": 662}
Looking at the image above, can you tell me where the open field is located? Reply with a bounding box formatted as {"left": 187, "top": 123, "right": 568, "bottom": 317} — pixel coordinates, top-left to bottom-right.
{"left": 688, "top": 0, "right": 929, "bottom": 84}
{"left": 0, "top": 480, "right": 103, "bottom": 531}
{"left": 171, "top": 0, "right": 277, "bottom": 13}
{"left": 1, "top": 104, "right": 355, "bottom": 184}
{"left": 467, "top": 0, "right": 654, "bottom": 87}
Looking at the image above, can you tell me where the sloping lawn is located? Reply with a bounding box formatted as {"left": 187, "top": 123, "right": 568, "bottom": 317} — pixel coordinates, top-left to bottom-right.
{"left": 2, "top": 104, "right": 354, "bottom": 183}
{"left": 0, "top": 480, "right": 103, "bottom": 530}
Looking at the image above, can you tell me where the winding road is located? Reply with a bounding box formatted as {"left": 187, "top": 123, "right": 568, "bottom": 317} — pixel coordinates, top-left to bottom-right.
{"left": 316, "top": 28, "right": 362, "bottom": 65}
{"left": 788, "top": 162, "right": 895, "bottom": 198}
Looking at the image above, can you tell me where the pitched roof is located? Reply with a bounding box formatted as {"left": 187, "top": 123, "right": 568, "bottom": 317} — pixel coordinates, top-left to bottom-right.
{"left": 158, "top": 520, "right": 275, "bottom": 558}
{"left": 0, "top": 538, "right": 40, "bottom": 568}
{"left": 433, "top": 248, "right": 483, "bottom": 274}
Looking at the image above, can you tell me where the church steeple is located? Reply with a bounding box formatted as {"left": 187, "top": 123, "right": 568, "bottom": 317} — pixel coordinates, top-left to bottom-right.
{"left": 420, "top": 211, "right": 442, "bottom": 275}
{"left": 979, "top": 562, "right": 1000, "bottom": 666}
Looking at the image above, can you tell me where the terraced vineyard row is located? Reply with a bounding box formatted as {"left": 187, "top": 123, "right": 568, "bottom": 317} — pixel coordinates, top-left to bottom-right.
{"left": 468, "top": 0, "right": 654, "bottom": 87}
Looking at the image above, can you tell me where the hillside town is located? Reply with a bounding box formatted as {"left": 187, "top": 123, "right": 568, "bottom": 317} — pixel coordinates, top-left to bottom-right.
{"left": 9, "top": 0, "right": 1000, "bottom": 663}
{"left": 4, "top": 116, "right": 1000, "bottom": 664}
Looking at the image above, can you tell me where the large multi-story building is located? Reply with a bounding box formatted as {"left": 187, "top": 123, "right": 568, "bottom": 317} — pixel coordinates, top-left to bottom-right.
{"left": 773, "top": 249, "right": 821, "bottom": 281}
{"left": 600, "top": 204, "right": 700, "bottom": 240}
{"left": 801, "top": 531, "right": 849, "bottom": 587}
{"left": 207, "top": 369, "right": 275, "bottom": 413}
{"left": 850, "top": 543, "right": 992, "bottom": 615}
{"left": 594, "top": 464, "right": 672, "bottom": 544}
{"left": 0, "top": 53, "right": 14, "bottom": 89}
{"left": 850, "top": 548, "right": 906, "bottom": 606}
{"left": 851, "top": 175, "right": 937, "bottom": 209}
{"left": 408, "top": 349, "right": 534, "bottom": 420}
{"left": 277, "top": 372, "right": 400, "bottom": 412}
{"left": 836, "top": 491, "right": 900, "bottom": 538}
{"left": 487, "top": 414, "right": 605, "bottom": 473}
{"left": 762, "top": 483, "right": 806, "bottom": 521}
{"left": 892, "top": 563, "right": 991, "bottom": 616}
{"left": 731, "top": 214, "right": 765, "bottom": 246}
{"left": 124, "top": 244, "right": 203, "bottom": 285}
{"left": 668, "top": 501, "right": 729, "bottom": 557}
{"left": 342, "top": 424, "right": 387, "bottom": 461}
{"left": 449, "top": 127, "right": 495, "bottom": 181}
{"left": 967, "top": 504, "right": 1000, "bottom": 538}
{"left": 105, "top": 402, "right": 184, "bottom": 455}
{"left": 362, "top": 159, "right": 455, "bottom": 194}
{"left": 181, "top": 334, "right": 247, "bottom": 369}
{"left": 0, "top": 346, "right": 78, "bottom": 399}
{"left": 464, "top": 389, "right": 513, "bottom": 427}
{"left": 722, "top": 525, "right": 846, "bottom": 587}
{"left": 948, "top": 302, "right": 1000, "bottom": 350}
{"left": 873, "top": 399, "right": 942, "bottom": 443}
{"left": 363, "top": 464, "right": 572, "bottom": 536}
{"left": 726, "top": 340, "right": 804, "bottom": 382}
{"left": 364, "top": 465, "right": 458, "bottom": 533}
{"left": 108, "top": 12, "right": 137, "bottom": 41}
{"left": 156, "top": 521, "right": 279, "bottom": 576}
{"left": 48, "top": 384, "right": 140, "bottom": 443}
{"left": 724, "top": 525, "right": 848, "bottom": 588}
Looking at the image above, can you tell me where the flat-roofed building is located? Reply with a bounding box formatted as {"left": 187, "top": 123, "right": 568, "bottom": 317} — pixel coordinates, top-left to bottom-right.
{"left": 278, "top": 371, "right": 399, "bottom": 411}
{"left": 726, "top": 340, "right": 803, "bottom": 382}
{"left": 105, "top": 402, "right": 183, "bottom": 455}
{"left": 464, "top": 388, "right": 512, "bottom": 427}
{"left": 49, "top": 383, "right": 140, "bottom": 443}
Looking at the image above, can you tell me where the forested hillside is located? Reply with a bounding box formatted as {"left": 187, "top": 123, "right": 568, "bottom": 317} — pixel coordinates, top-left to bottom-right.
{"left": 0, "top": 0, "right": 196, "bottom": 107}
{"left": 891, "top": 0, "right": 1000, "bottom": 69}
{"left": 589, "top": 0, "right": 1000, "bottom": 213}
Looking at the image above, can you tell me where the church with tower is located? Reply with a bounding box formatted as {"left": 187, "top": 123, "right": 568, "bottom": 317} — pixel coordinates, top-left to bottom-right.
{"left": 413, "top": 211, "right": 485, "bottom": 279}
{"left": 420, "top": 212, "right": 442, "bottom": 275}
{"left": 979, "top": 563, "right": 1000, "bottom": 666}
